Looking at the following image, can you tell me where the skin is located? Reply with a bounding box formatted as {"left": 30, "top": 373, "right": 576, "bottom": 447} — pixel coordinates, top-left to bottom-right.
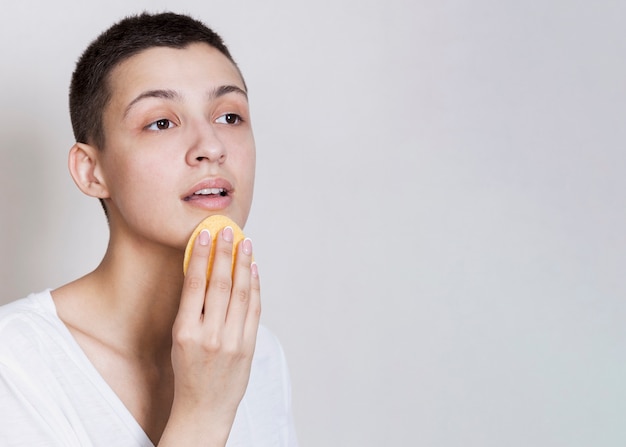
{"left": 52, "top": 43, "right": 260, "bottom": 446}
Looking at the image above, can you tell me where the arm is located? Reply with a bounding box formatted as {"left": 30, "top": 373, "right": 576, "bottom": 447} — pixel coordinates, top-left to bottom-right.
{"left": 158, "top": 227, "right": 260, "bottom": 446}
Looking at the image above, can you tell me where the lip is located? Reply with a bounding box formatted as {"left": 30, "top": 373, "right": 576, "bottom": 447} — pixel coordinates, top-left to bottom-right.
{"left": 182, "top": 177, "right": 234, "bottom": 210}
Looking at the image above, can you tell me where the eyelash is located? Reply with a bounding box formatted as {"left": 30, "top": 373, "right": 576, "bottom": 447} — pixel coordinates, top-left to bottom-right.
{"left": 145, "top": 113, "right": 243, "bottom": 131}
{"left": 215, "top": 113, "right": 243, "bottom": 125}
{"left": 146, "top": 119, "right": 175, "bottom": 131}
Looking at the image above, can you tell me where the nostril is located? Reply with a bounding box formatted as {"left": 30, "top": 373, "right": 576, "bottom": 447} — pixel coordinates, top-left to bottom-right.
{"left": 190, "top": 150, "right": 226, "bottom": 163}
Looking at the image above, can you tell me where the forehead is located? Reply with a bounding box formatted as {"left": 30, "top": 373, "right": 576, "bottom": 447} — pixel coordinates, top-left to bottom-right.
{"left": 107, "top": 43, "right": 245, "bottom": 106}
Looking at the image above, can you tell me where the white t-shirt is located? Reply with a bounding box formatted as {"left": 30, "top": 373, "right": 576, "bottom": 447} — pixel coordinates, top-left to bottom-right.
{"left": 0, "top": 290, "right": 298, "bottom": 446}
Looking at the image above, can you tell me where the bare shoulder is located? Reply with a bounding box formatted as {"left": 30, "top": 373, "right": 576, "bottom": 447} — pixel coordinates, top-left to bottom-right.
{"left": 50, "top": 274, "right": 109, "bottom": 334}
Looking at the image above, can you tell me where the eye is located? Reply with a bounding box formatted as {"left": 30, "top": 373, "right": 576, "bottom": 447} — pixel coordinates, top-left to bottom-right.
{"left": 146, "top": 119, "right": 175, "bottom": 131}
{"left": 215, "top": 113, "right": 242, "bottom": 125}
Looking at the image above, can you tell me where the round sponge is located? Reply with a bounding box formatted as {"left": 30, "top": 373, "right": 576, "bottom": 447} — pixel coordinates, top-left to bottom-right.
{"left": 183, "top": 215, "right": 247, "bottom": 278}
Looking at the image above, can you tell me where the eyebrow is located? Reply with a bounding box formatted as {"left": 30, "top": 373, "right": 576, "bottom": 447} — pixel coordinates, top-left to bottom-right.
{"left": 123, "top": 84, "right": 248, "bottom": 119}
{"left": 123, "top": 89, "right": 180, "bottom": 119}
{"left": 212, "top": 85, "right": 248, "bottom": 101}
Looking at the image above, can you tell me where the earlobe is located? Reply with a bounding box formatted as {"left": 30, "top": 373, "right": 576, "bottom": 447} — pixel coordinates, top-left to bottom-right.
{"left": 68, "top": 143, "right": 109, "bottom": 198}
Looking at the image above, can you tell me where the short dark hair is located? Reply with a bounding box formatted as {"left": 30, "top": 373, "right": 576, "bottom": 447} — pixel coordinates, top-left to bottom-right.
{"left": 69, "top": 11, "right": 243, "bottom": 149}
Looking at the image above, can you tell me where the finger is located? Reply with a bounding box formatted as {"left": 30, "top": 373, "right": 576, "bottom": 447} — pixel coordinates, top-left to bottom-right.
{"left": 178, "top": 229, "right": 211, "bottom": 321}
{"left": 243, "top": 261, "right": 261, "bottom": 350}
{"left": 224, "top": 238, "right": 253, "bottom": 334}
{"left": 203, "top": 226, "right": 235, "bottom": 327}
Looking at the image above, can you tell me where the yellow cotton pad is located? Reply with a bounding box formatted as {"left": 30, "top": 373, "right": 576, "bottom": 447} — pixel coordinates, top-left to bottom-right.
{"left": 183, "top": 215, "right": 248, "bottom": 278}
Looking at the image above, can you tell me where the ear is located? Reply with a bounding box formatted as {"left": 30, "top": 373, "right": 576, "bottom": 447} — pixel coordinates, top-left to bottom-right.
{"left": 68, "top": 143, "right": 110, "bottom": 199}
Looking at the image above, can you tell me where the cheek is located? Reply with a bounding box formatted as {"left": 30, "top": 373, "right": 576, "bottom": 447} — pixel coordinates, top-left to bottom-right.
{"left": 105, "top": 154, "right": 172, "bottom": 208}
{"left": 235, "top": 148, "right": 256, "bottom": 190}
{"left": 237, "top": 136, "right": 256, "bottom": 176}
{"left": 128, "top": 157, "right": 176, "bottom": 199}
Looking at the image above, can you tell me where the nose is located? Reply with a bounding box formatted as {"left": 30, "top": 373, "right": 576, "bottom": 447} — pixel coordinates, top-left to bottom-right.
{"left": 185, "top": 122, "right": 227, "bottom": 165}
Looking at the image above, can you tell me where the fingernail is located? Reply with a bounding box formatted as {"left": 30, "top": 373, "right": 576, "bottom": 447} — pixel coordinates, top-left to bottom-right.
{"left": 251, "top": 262, "right": 259, "bottom": 278}
{"left": 242, "top": 238, "right": 253, "bottom": 255}
{"left": 223, "top": 226, "right": 234, "bottom": 242}
{"left": 199, "top": 229, "right": 210, "bottom": 246}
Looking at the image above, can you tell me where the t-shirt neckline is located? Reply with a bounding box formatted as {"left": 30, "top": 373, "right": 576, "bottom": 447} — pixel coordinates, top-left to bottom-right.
{"left": 37, "top": 289, "right": 155, "bottom": 447}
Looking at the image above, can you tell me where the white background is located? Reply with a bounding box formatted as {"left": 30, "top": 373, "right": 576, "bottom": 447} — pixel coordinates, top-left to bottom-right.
{"left": 1, "top": 1, "right": 625, "bottom": 445}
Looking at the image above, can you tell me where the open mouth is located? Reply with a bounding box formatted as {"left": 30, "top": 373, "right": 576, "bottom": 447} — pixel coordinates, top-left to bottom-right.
{"left": 184, "top": 188, "right": 229, "bottom": 201}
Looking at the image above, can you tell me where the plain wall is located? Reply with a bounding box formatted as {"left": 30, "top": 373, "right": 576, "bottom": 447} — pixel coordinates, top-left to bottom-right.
{"left": 1, "top": 0, "right": 625, "bottom": 445}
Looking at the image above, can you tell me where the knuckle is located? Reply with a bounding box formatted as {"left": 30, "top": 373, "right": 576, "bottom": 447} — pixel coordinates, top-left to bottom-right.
{"left": 173, "top": 326, "right": 196, "bottom": 347}
{"left": 250, "top": 280, "right": 261, "bottom": 293}
{"left": 217, "top": 244, "right": 232, "bottom": 258}
{"left": 250, "top": 300, "right": 261, "bottom": 318}
{"left": 185, "top": 275, "right": 205, "bottom": 290}
{"left": 212, "top": 277, "right": 232, "bottom": 293}
{"left": 222, "top": 339, "right": 245, "bottom": 357}
{"left": 235, "top": 251, "right": 250, "bottom": 267}
{"left": 192, "top": 242, "right": 209, "bottom": 258}
{"left": 202, "top": 334, "right": 222, "bottom": 352}
{"left": 234, "top": 288, "right": 249, "bottom": 303}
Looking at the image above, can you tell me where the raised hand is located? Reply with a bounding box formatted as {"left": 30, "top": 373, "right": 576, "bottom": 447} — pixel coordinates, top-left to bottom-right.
{"left": 159, "top": 227, "right": 261, "bottom": 446}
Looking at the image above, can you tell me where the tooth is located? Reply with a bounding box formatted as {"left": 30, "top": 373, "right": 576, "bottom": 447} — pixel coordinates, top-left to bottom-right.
{"left": 194, "top": 188, "right": 224, "bottom": 195}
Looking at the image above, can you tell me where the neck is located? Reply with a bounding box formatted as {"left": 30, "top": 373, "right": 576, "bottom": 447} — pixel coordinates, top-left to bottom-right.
{"left": 53, "top": 234, "right": 187, "bottom": 363}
